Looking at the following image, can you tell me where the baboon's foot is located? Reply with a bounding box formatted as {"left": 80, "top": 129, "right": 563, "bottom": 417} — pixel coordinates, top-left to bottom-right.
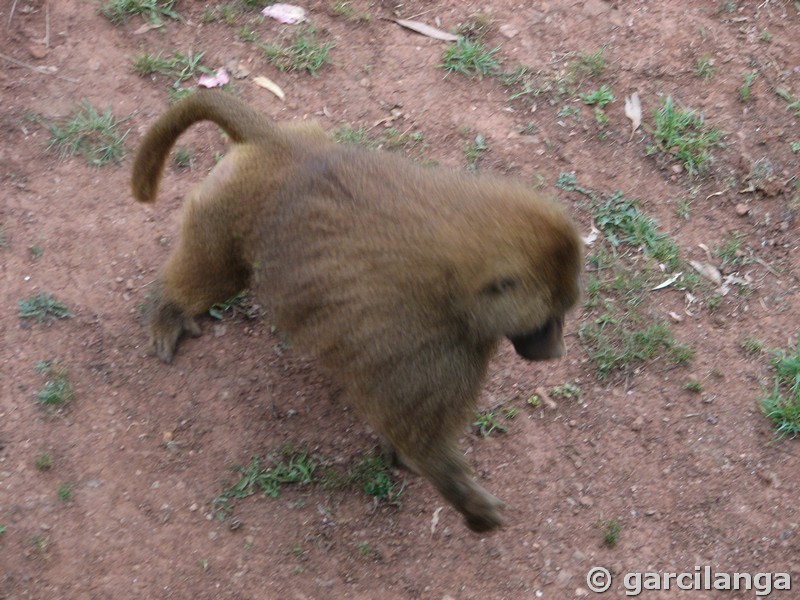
{"left": 460, "top": 483, "right": 505, "bottom": 534}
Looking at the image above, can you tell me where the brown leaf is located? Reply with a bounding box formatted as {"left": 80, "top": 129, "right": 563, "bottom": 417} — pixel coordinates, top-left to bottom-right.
{"left": 391, "top": 19, "right": 459, "bottom": 42}
{"left": 253, "top": 76, "right": 285, "bottom": 101}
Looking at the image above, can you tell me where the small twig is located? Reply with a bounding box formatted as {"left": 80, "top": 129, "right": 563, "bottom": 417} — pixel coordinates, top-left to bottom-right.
{"left": 8, "top": 0, "right": 19, "bottom": 27}
{"left": 405, "top": 8, "right": 435, "bottom": 21}
{"left": 44, "top": 0, "right": 50, "bottom": 48}
{"left": 753, "top": 255, "right": 781, "bottom": 278}
{"left": 0, "top": 52, "right": 79, "bottom": 83}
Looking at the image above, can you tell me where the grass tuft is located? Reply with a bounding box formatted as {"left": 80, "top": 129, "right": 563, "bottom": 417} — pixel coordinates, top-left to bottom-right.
{"left": 35, "top": 362, "right": 75, "bottom": 408}
{"left": 261, "top": 26, "right": 334, "bottom": 76}
{"left": 646, "top": 96, "right": 725, "bottom": 177}
{"left": 593, "top": 192, "right": 680, "bottom": 268}
{"left": 580, "top": 320, "right": 692, "bottom": 379}
{"left": 46, "top": 101, "right": 130, "bottom": 167}
{"left": 19, "top": 293, "right": 73, "bottom": 324}
{"left": 474, "top": 403, "right": 519, "bottom": 437}
{"left": 100, "top": 0, "right": 180, "bottom": 25}
{"left": 761, "top": 336, "right": 800, "bottom": 440}
{"left": 602, "top": 519, "right": 621, "bottom": 547}
{"left": 441, "top": 37, "right": 501, "bottom": 79}
{"left": 579, "top": 85, "right": 615, "bottom": 108}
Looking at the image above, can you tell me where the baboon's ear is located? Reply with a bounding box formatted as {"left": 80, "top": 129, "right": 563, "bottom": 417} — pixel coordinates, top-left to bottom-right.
{"left": 508, "top": 316, "right": 565, "bottom": 361}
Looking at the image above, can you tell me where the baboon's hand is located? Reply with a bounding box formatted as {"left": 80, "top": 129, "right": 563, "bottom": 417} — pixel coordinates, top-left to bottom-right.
{"left": 146, "top": 293, "right": 202, "bottom": 363}
{"left": 149, "top": 315, "right": 201, "bottom": 363}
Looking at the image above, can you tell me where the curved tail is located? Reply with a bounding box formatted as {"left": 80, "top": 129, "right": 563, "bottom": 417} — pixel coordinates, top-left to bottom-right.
{"left": 131, "top": 90, "right": 276, "bottom": 203}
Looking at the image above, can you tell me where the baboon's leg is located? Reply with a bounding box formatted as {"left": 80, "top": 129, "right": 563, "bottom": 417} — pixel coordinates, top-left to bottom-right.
{"left": 378, "top": 391, "right": 504, "bottom": 532}
{"left": 406, "top": 441, "right": 505, "bottom": 534}
{"left": 148, "top": 192, "right": 251, "bottom": 362}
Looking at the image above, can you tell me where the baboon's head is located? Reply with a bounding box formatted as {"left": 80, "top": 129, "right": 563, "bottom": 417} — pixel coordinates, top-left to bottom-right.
{"left": 460, "top": 197, "right": 582, "bottom": 361}
{"left": 508, "top": 316, "right": 566, "bottom": 361}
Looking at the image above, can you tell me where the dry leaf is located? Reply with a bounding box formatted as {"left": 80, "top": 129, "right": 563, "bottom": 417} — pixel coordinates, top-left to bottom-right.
{"left": 133, "top": 23, "right": 162, "bottom": 35}
{"left": 652, "top": 272, "right": 682, "bottom": 291}
{"left": 689, "top": 260, "right": 722, "bottom": 286}
{"left": 430, "top": 506, "right": 442, "bottom": 535}
{"left": 625, "top": 92, "right": 642, "bottom": 135}
{"left": 535, "top": 387, "right": 558, "bottom": 410}
{"left": 392, "top": 18, "right": 459, "bottom": 42}
{"left": 583, "top": 224, "right": 600, "bottom": 246}
{"left": 253, "top": 76, "right": 286, "bottom": 101}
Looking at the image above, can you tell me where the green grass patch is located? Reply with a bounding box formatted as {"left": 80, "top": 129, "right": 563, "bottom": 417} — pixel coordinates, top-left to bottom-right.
{"left": 334, "top": 126, "right": 372, "bottom": 146}
{"left": 500, "top": 51, "right": 605, "bottom": 105}
{"left": 474, "top": 410, "right": 508, "bottom": 437}
{"left": 579, "top": 318, "right": 693, "bottom": 379}
{"left": 212, "top": 449, "right": 316, "bottom": 518}
{"left": 346, "top": 453, "right": 404, "bottom": 502}
{"left": 209, "top": 291, "right": 252, "bottom": 320}
{"left": 172, "top": 147, "right": 195, "bottom": 170}
{"left": 57, "top": 485, "right": 73, "bottom": 502}
{"left": 132, "top": 50, "right": 215, "bottom": 98}
{"left": 739, "top": 71, "right": 757, "bottom": 102}
{"left": 776, "top": 88, "right": 800, "bottom": 118}
{"left": 499, "top": 65, "right": 544, "bottom": 105}
{"left": 45, "top": 101, "right": 130, "bottom": 167}
{"left": 261, "top": 26, "right": 334, "bottom": 76}
{"left": 330, "top": 0, "right": 371, "bottom": 22}
{"left": 200, "top": 3, "right": 242, "bottom": 25}
{"left": 760, "top": 335, "right": 800, "bottom": 440}
{"left": 573, "top": 48, "right": 607, "bottom": 79}
{"left": 19, "top": 293, "right": 73, "bottom": 324}
{"left": 100, "top": 0, "right": 180, "bottom": 25}
{"left": 714, "top": 231, "right": 748, "bottom": 267}
{"left": 333, "top": 125, "right": 428, "bottom": 160}
{"left": 740, "top": 337, "right": 764, "bottom": 356}
{"left": 474, "top": 402, "right": 518, "bottom": 437}
{"left": 695, "top": 54, "right": 715, "bottom": 80}
{"left": 551, "top": 382, "right": 582, "bottom": 403}
{"left": 594, "top": 193, "right": 680, "bottom": 268}
{"left": 557, "top": 174, "right": 680, "bottom": 269}
{"left": 646, "top": 96, "right": 725, "bottom": 177}
{"left": 684, "top": 380, "right": 704, "bottom": 394}
{"left": 465, "top": 134, "right": 489, "bottom": 170}
{"left": 602, "top": 519, "right": 621, "bottom": 547}
{"left": 579, "top": 85, "right": 615, "bottom": 108}
{"left": 35, "top": 453, "right": 53, "bottom": 471}
{"left": 558, "top": 175, "right": 699, "bottom": 379}
{"left": 441, "top": 37, "right": 501, "bottom": 79}
{"left": 130, "top": 51, "right": 174, "bottom": 77}
{"left": 35, "top": 361, "right": 75, "bottom": 408}
{"left": 213, "top": 447, "right": 404, "bottom": 519}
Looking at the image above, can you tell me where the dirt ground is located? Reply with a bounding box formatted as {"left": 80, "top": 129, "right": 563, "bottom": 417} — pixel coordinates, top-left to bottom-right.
{"left": 2, "top": 0, "right": 799, "bottom": 598}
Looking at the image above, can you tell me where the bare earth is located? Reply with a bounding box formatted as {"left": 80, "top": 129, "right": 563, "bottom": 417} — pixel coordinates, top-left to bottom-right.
{"left": 2, "top": 1, "right": 799, "bottom": 598}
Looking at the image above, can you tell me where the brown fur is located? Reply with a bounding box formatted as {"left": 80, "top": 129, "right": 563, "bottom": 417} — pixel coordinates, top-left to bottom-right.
{"left": 131, "top": 90, "right": 583, "bottom": 533}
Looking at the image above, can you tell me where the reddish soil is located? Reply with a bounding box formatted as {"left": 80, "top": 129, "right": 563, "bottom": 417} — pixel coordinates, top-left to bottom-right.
{"left": 2, "top": 1, "right": 799, "bottom": 598}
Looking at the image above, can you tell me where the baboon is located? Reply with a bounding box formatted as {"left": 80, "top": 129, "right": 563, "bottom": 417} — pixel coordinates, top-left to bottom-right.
{"left": 131, "top": 90, "right": 582, "bottom": 533}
